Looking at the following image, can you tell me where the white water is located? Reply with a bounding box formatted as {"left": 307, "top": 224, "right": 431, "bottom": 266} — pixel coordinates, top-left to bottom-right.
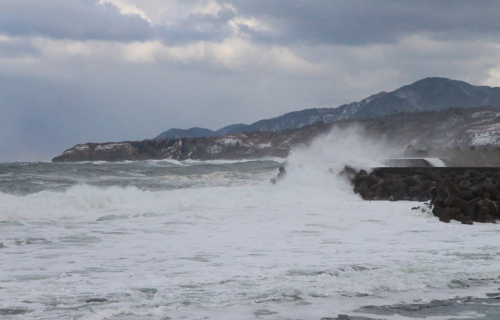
{"left": 1, "top": 128, "right": 500, "bottom": 319}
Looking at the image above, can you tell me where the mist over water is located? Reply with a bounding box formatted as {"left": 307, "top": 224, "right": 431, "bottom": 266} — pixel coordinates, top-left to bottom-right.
{"left": 1, "top": 130, "right": 500, "bottom": 319}
{"left": 287, "top": 125, "right": 401, "bottom": 174}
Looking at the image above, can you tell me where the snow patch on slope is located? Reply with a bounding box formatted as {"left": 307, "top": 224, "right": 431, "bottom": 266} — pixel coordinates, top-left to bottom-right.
{"left": 95, "top": 143, "right": 129, "bottom": 151}
{"left": 216, "top": 137, "right": 245, "bottom": 146}
{"left": 470, "top": 131, "right": 500, "bottom": 146}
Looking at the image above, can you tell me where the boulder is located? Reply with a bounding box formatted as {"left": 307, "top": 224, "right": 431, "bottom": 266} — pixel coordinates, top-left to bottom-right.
{"left": 462, "top": 216, "right": 473, "bottom": 225}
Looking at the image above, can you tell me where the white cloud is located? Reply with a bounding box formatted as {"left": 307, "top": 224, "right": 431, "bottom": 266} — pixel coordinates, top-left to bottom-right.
{"left": 484, "top": 67, "right": 500, "bottom": 87}
{"left": 99, "top": 0, "right": 152, "bottom": 22}
{"left": 122, "top": 41, "right": 164, "bottom": 63}
{"left": 35, "top": 38, "right": 96, "bottom": 58}
{"left": 157, "top": 0, "right": 225, "bottom": 25}
{"left": 120, "top": 38, "right": 321, "bottom": 75}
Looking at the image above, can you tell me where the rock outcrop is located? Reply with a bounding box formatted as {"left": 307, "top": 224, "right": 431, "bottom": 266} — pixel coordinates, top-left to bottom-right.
{"left": 348, "top": 166, "right": 500, "bottom": 224}
{"left": 52, "top": 122, "right": 331, "bottom": 162}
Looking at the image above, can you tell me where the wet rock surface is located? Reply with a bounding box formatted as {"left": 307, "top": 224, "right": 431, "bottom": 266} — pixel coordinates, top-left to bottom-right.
{"left": 0, "top": 308, "right": 31, "bottom": 315}
{"left": 349, "top": 167, "right": 500, "bottom": 224}
{"left": 84, "top": 297, "right": 108, "bottom": 303}
{"left": 320, "top": 316, "right": 377, "bottom": 320}
{"left": 353, "top": 296, "right": 500, "bottom": 319}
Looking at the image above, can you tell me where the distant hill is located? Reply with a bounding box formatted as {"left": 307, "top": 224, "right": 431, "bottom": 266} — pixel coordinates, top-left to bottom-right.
{"left": 232, "top": 91, "right": 387, "bottom": 133}
{"left": 153, "top": 124, "right": 247, "bottom": 140}
{"left": 215, "top": 124, "right": 247, "bottom": 136}
{"left": 154, "top": 127, "right": 218, "bottom": 140}
{"left": 153, "top": 77, "right": 500, "bottom": 139}
{"left": 352, "top": 77, "right": 500, "bottom": 119}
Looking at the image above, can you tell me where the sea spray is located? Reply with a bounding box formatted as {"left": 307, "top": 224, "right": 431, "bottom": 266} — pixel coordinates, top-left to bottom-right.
{"left": 2, "top": 127, "right": 400, "bottom": 222}
{"left": 0, "top": 126, "right": 405, "bottom": 221}
{"left": 0, "top": 160, "right": 358, "bottom": 221}
{"left": 286, "top": 124, "right": 401, "bottom": 175}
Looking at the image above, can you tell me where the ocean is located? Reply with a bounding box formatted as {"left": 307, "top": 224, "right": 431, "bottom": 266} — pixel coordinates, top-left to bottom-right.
{"left": 2, "top": 140, "right": 500, "bottom": 319}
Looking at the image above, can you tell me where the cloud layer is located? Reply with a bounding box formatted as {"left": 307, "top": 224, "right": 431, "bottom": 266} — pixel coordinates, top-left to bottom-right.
{"left": 0, "top": 0, "right": 153, "bottom": 41}
{"left": 1, "top": 0, "right": 500, "bottom": 161}
{"left": 232, "top": 1, "right": 500, "bottom": 45}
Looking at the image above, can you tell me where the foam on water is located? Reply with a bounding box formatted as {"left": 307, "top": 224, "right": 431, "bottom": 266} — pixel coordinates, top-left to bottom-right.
{"left": 2, "top": 197, "right": 500, "bottom": 319}
{"left": 1, "top": 129, "right": 500, "bottom": 319}
{"left": 182, "top": 157, "right": 285, "bottom": 165}
{"left": 0, "top": 163, "right": 356, "bottom": 220}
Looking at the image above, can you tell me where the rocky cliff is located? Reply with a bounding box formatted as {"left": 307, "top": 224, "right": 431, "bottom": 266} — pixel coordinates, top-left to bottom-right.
{"left": 52, "top": 122, "right": 331, "bottom": 162}
{"left": 53, "top": 106, "right": 500, "bottom": 162}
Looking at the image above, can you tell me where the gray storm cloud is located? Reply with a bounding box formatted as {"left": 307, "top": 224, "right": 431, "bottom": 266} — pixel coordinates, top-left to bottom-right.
{"left": 230, "top": 0, "right": 500, "bottom": 45}
{"left": 155, "top": 5, "right": 237, "bottom": 44}
{"left": 0, "top": 0, "right": 500, "bottom": 161}
{"left": 1, "top": 1, "right": 500, "bottom": 44}
{"left": 0, "top": 0, "right": 153, "bottom": 41}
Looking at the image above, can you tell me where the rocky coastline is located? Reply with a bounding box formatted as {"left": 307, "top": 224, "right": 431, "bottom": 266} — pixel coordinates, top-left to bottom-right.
{"left": 348, "top": 166, "right": 500, "bottom": 224}
{"left": 53, "top": 107, "right": 500, "bottom": 162}
{"left": 52, "top": 121, "right": 332, "bottom": 162}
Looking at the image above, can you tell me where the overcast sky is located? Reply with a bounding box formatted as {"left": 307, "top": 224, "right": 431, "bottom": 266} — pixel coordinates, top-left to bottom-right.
{"left": 1, "top": 0, "right": 500, "bottom": 161}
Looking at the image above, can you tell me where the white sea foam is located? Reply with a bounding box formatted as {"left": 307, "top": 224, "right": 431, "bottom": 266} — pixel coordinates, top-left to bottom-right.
{"left": 182, "top": 157, "right": 284, "bottom": 165}
{"left": 2, "top": 197, "right": 500, "bottom": 319}
{"left": 1, "top": 130, "right": 373, "bottom": 221}
{"left": 286, "top": 125, "right": 400, "bottom": 174}
{"left": 1, "top": 127, "right": 500, "bottom": 319}
{"left": 0, "top": 166, "right": 356, "bottom": 221}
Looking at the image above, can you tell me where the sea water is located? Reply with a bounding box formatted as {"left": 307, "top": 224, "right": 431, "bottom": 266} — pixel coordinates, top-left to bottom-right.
{"left": 2, "top": 136, "right": 500, "bottom": 319}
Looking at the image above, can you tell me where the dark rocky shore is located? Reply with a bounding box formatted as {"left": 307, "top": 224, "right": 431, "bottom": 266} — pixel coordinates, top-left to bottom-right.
{"left": 347, "top": 166, "right": 500, "bottom": 224}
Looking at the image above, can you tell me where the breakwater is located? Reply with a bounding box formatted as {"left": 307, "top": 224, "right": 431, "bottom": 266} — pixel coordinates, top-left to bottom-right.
{"left": 348, "top": 166, "right": 500, "bottom": 224}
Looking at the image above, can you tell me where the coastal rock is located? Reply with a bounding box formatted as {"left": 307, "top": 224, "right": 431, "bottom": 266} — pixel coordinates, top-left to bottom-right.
{"left": 349, "top": 166, "right": 500, "bottom": 224}
{"left": 462, "top": 216, "right": 474, "bottom": 225}
{"left": 85, "top": 298, "right": 108, "bottom": 303}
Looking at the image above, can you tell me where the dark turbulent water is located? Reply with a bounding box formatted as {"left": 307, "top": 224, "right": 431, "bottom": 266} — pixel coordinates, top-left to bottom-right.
{"left": 0, "top": 159, "right": 281, "bottom": 195}
{"left": 1, "top": 158, "right": 500, "bottom": 319}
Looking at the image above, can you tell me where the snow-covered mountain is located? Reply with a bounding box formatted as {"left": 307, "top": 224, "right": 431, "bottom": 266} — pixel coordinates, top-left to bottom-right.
{"left": 153, "top": 77, "right": 500, "bottom": 140}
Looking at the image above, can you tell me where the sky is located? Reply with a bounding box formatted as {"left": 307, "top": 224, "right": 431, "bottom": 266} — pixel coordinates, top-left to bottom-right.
{"left": 1, "top": 0, "right": 500, "bottom": 161}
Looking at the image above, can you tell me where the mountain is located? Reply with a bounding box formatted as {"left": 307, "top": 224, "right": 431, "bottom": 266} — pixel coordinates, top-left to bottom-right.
{"left": 53, "top": 106, "right": 500, "bottom": 162}
{"left": 352, "top": 77, "right": 500, "bottom": 119}
{"left": 153, "top": 127, "right": 218, "bottom": 140}
{"left": 215, "top": 124, "right": 247, "bottom": 136}
{"left": 153, "top": 77, "right": 500, "bottom": 140}
{"left": 229, "top": 91, "right": 388, "bottom": 133}
{"left": 153, "top": 124, "right": 247, "bottom": 140}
